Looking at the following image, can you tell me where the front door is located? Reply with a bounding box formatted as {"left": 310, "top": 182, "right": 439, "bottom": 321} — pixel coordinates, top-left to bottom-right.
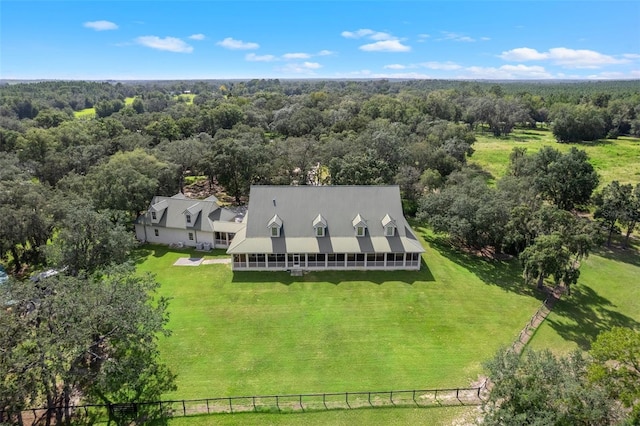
{"left": 293, "top": 254, "right": 300, "bottom": 267}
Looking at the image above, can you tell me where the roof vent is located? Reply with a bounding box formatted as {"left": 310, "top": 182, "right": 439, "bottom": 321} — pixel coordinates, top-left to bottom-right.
{"left": 273, "top": 199, "right": 276, "bottom": 206}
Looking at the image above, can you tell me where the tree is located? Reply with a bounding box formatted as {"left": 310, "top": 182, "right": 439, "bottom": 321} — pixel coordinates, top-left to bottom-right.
{"left": 86, "top": 149, "right": 179, "bottom": 217}
{"left": 0, "top": 265, "right": 175, "bottom": 425}
{"left": 482, "top": 349, "right": 616, "bottom": 426}
{"left": 45, "top": 200, "right": 136, "bottom": 275}
{"left": 533, "top": 146, "right": 599, "bottom": 211}
{"left": 551, "top": 103, "right": 606, "bottom": 142}
{"left": 593, "top": 181, "right": 633, "bottom": 246}
{"left": 589, "top": 327, "right": 640, "bottom": 423}
{"left": 620, "top": 183, "right": 640, "bottom": 247}
{"left": 417, "top": 169, "right": 511, "bottom": 252}
{"left": 0, "top": 158, "right": 54, "bottom": 270}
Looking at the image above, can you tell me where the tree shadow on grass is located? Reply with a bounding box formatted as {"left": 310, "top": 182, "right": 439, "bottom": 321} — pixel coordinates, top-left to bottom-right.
{"left": 594, "top": 240, "right": 640, "bottom": 268}
{"left": 231, "top": 260, "right": 435, "bottom": 285}
{"left": 544, "top": 284, "right": 640, "bottom": 350}
{"left": 420, "top": 231, "right": 544, "bottom": 301}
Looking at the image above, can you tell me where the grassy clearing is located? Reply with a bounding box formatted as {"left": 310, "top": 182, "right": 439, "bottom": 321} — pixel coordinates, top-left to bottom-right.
{"left": 135, "top": 228, "right": 541, "bottom": 400}
{"left": 175, "top": 93, "right": 196, "bottom": 104}
{"left": 73, "top": 96, "right": 136, "bottom": 119}
{"left": 470, "top": 128, "right": 640, "bottom": 186}
{"left": 528, "top": 240, "right": 640, "bottom": 354}
{"left": 165, "top": 406, "right": 475, "bottom": 425}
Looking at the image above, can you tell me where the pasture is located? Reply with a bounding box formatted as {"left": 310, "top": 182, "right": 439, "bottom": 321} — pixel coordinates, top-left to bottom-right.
{"left": 470, "top": 128, "right": 640, "bottom": 186}
{"left": 73, "top": 96, "right": 136, "bottom": 119}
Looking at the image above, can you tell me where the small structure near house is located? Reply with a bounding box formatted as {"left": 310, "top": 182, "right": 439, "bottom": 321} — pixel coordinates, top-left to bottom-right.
{"left": 227, "top": 185, "right": 424, "bottom": 271}
{"left": 135, "top": 193, "right": 245, "bottom": 249}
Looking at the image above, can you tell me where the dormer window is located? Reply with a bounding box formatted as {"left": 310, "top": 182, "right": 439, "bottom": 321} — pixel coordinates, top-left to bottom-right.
{"left": 313, "top": 214, "right": 327, "bottom": 238}
{"left": 267, "top": 214, "right": 282, "bottom": 238}
{"left": 186, "top": 214, "right": 192, "bottom": 224}
{"left": 352, "top": 213, "right": 367, "bottom": 237}
{"left": 151, "top": 211, "right": 157, "bottom": 220}
{"left": 381, "top": 214, "right": 397, "bottom": 237}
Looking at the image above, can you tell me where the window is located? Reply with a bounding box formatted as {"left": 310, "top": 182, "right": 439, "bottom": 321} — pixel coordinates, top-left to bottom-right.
{"left": 385, "top": 226, "right": 395, "bottom": 237}
{"left": 316, "top": 226, "right": 325, "bottom": 237}
{"left": 154, "top": 229, "right": 159, "bottom": 237}
{"left": 186, "top": 214, "right": 191, "bottom": 224}
{"left": 356, "top": 226, "right": 365, "bottom": 237}
{"left": 188, "top": 232, "right": 194, "bottom": 241}
{"left": 271, "top": 226, "right": 279, "bottom": 237}
{"left": 151, "top": 211, "right": 157, "bottom": 220}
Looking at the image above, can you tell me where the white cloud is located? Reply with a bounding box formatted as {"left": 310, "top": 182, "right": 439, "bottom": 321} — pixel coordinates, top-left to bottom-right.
{"left": 360, "top": 40, "right": 411, "bottom": 52}
{"left": 135, "top": 36, "right": 193, "bottom": 53}
{"left": 460, "top": 64, "right": 553, "bottom": 79}
{"left": 317, "top": 50, "right": 334, "bottom": 56}
{"left": 341, "top": 29, "right": 393, "bottom": 40}
{"left": 480, "top": 37, "right": 491, "bottom": 41}
{"left": 548, "top": 47, "right": 626, "bottom": 68}
{"left": 283, "top": 52, "right": 311, "bottom": 59}
{"left": 279, "top": 62, "right": 322, "bottom": 74}
{"left": 384, "top": 64, "right": 407, "bottom": 69}
{"left": 216, "top": 37, "right": 259, "bottom": 50}
{"left": 83, "top": 20, "right": 118, "bottom": 31}
{"left": 420, "top": 61, "right": 462, "bottom": 70}
{"left": 189, "top": 34, "right": 206, "bottom": 40}
{"left": 500, "top": 47, "right": 627, "bottom": 68}
{"left": 245, "top": 53, "right": 276, "bottom": 62}
{"left": 622, "top": 53, "right": 640, "bottom": 59}
{"left": 499, "top": 47, "right": 548, "bottom": 61}
{"left": 439, "top": 32, "right": 475, "bottom": 42}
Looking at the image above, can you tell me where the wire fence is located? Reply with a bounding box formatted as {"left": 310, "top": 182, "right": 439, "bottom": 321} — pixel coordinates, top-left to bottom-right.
{"left": 2, "top": 386, "right": 487, "bottom": 425}
{"left": 509, "top": 285, "right": 564, "bottom": 354}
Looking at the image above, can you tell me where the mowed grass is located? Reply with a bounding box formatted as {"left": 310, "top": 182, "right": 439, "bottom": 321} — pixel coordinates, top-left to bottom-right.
{"left": 470, "top": 128, "right": 640, "bottom": 186}
{"left": 166, "top": 406, "right": 475, "bottom": 426}
{"left": 135, "top": 228, "right": 541, "bottom": 401}
{"left": 528, "top": 241, "right": 640, "bottom": 354}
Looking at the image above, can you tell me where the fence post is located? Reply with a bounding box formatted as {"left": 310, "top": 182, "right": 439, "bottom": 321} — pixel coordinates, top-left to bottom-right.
{"left": 345, "top": 392, "right": 350, "bottom": 409}
{"left": 368, "top": 392, "right": 372, "bottom": 407}
{"left": 206, "top": 399, "right": 210, "bottom": 414}
{"left": 390, "top": 391, "right": 394, "bottom": 405}
{"left": 276, "top": 396, "right": 280, "bottom": 412}
{"left": 299, "top": 394, "right": 304, "bottom": 411}
{"left": 252, "top": 396, "right": 256, "bottom": 412}
{"left": 413, "top": 390, "right": 416, "bottom": 405}
{"left": 323, "top": 393, "right": 327, "bottom": 410}
{"left": 182, "top": 400, "right": 186, "bottom": 416}
{"left": 228, "top": 398, "right": 233, "bottom": 413}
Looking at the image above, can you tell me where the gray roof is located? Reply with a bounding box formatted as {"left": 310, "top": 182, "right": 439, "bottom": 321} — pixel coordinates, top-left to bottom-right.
{"left": 228, "top": 185, "right": 424, "bottom": 254}
{"left": 136, "top": 193, "right": 241, "bottom": 233}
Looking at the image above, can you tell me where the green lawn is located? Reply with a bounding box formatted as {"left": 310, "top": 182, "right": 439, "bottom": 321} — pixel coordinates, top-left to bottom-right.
{"left": 528, "top": 241, "right": 640, "bottom": 354}
{"left": 135, "top": 229, "right": 541, "bottom": 401}
{"left": 73, "top": 96, "right": 136, "bottom": 119}
{"left": 470, "top": 128, "right": 640, "bottom": 186}
{"left": 166, "top": 406, "right": 475, "bottom": 425}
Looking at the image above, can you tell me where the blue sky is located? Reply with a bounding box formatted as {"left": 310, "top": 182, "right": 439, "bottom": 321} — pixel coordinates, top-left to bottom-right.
{"left": 1, "top": 1, "right": 639, "bottom": 80}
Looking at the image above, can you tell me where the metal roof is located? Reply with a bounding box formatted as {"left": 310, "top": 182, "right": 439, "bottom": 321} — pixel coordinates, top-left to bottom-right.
{"left": 228, "top": 185, "right": 424, "bottom": 254}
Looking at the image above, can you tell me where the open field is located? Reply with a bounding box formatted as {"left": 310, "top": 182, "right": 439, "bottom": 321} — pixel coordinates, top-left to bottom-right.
{"left": 73, "top": 96, "right": 136, "bottom": 119}
{"left": 135, "top": 229, "right": 542, "bottom": 401}
{"left": 470, "top": 128, "right": 640, "bottom": 186}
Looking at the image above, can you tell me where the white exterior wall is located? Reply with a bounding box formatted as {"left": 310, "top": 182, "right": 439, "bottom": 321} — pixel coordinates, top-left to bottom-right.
{"left": 135, "top": 225, "right": 214, "bottom": 247}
